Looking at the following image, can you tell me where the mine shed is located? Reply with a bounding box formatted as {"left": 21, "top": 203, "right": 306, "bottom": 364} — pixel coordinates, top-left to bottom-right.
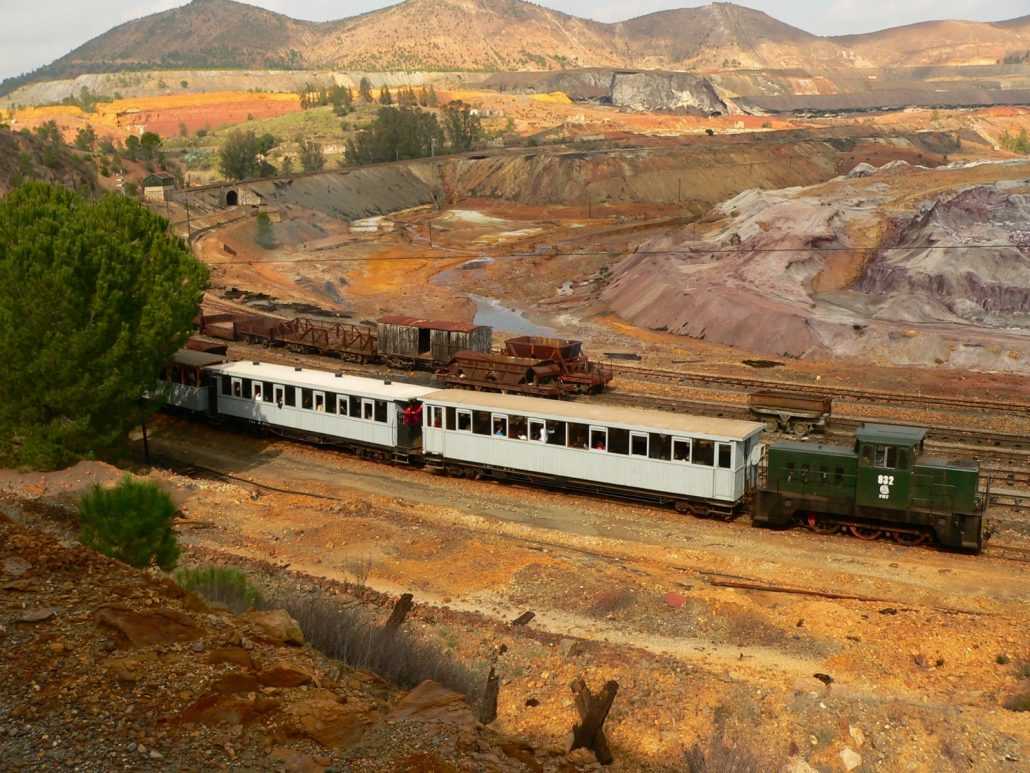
{"left": 377, "top": 316, "right": 491, "bottom": 365}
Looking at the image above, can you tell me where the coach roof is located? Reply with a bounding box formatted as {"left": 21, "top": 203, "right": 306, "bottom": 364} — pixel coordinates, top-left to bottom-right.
{"left": 205, "top": 361, "right": 437, "bottom": 401}
{"left": 424, "top": 390, "right": 765, "bottom": 440}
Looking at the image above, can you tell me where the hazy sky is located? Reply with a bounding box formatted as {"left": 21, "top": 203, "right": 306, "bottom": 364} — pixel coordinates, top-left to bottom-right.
{"left": 2, "top": 0, "right": 1027, "bottom": 81}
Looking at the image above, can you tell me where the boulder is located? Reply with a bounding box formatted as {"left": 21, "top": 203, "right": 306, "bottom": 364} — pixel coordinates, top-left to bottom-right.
{"left": 179, "top": 692, "right": 279, "bottom": 726}
{"left": 840, "top": 746, "right": 862, "bottom": 771}
{"left": 94, "top": 605, "right": 202, "bottom": 648}
{"left": 258, "top": 660, "right": 318, "bottom": 688}
{"left": 206, "top": 647, "right": 255, "bottom": 669}
{"left": 281, "top": 689, "right": 376, "bottom": 748}
{"left": 239, "top": 609, "right": 304, "bottom": 646}
{"left": 388, "top": 680, "right": 475, "bottom": 729}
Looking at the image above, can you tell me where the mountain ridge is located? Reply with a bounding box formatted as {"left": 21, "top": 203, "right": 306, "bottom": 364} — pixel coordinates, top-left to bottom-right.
{"left": 5, "top": 0, "right": 1030, "bottom": 95}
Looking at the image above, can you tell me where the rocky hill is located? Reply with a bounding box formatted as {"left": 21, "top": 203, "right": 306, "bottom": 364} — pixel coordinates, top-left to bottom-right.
{"left": 5, "top": 0, "right": 1030, "bottom": 95}
{"left": 0, "top": 128, "right": 97, "bottom": 197}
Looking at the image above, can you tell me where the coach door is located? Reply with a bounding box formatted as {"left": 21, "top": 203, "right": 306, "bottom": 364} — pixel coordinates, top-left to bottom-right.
{"left": 713, "top": 442, "right": 735, "bottom": 500}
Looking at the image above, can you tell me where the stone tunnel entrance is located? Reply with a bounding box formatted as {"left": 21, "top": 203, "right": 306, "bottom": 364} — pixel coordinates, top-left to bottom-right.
{"left": 225, "top": 190, "right": 239, "bottom": 206}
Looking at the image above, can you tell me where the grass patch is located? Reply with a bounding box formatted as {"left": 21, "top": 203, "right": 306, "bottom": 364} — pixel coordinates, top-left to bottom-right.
{"left": 1004, "top": 692, "right": 1030, "bottom": 712}
{"left": 279, "top": 592, "right": 482, "bottom": 701}
{"left": 175, "top": 566, "right": 264, "bottom": 613}
{"left": 684, "top": 733, "right": 775, "bottom": 772}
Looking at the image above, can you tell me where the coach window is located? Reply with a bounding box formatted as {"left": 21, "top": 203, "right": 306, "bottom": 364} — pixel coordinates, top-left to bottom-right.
{"left": 301, "top": 388, "right": 313, "bottom": 410}
{"left": 546, "top": 420, "right": 566, "bottom": 446}
{"left": 252, "top": 381, "right": 262, "bottom": 400}
{"left": 221, "top": 375, "right": 232, "bottom": 395}
{"left": 274, "top": 385, "right": 285, "bottom": 407}
{"left": 361, "top": 399, "right": 374, "bottom": 421}
{"left": 284, "top": 385, "right": 297, "bottom": 407}
{"left": 649, "top": 433, "right": 671, "bottom": 461}
{"left": 718, "top": 444, "right": 732, "bottom": 470}
{"left": 672, "top": 437, "right": 691, "bottom": 463}
{"left": 608, "top": 428, "right": 629, "bottom": 454}
{"left": 694, "top": 439, "right": 715, "bottom": 466}
{"left": 428, "top": 405, "right": 443, "bottom": 428}
{"left": 567, "top": 422, "right": 589, "bottom": 449}
{"left": 509, "top": 415, "right": 528, "bottom": 440}
{"left": 231, "top": 378, "right": 242, "bottom": 398}
{"left": 374, "top": 400, "right": 388, "bottom": 423}
{"left": 446, "top": 407, "right": 457, "bottom": 430}
{"left": 242, "top": 378, "right": 253, "bottom": 399}
{"left": 314, "top": 392, "right": 325, "bottom": 412}
{"left": 350, "top": 395, "right": 361, "bottom": 417}
{"left": 473, "top": 410, "right": 492, "bottom": 435}
{"left": 528, "top": 419, "right": 546, "bottom": 442}
{"left": 263, "top": 382, "right": 273, "bottom": 403}
{"left": 338, "top": 395, "right": 349, "bottom": 415}
{"left": 493, "top": 415, "right": 509, "bottom": 438}
{"left": 457, "top": 409, "right": 472, "bottom": 432}
{"left": 631, "top": 432, "right": 649, "bottom": 458}
{"left": 590, "top": 427, "right": 607, "bottom": 452}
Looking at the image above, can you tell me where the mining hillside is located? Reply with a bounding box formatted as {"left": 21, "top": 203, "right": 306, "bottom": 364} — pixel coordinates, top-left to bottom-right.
{"left": 600, "top": 159, "right": 1030, "bottom": 369}
{"left": 0, "top": 470, "right": 602, "bottom": 772}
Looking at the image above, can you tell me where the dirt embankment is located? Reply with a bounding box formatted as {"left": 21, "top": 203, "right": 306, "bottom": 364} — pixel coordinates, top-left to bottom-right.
{"left": 599, "top": 158, "right": 1030, "bottom": 368}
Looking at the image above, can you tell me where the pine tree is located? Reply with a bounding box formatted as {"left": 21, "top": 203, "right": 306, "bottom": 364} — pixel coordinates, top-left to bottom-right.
{"left": 379, "top": 84, "right": 393, "bottom": 106}
{"left": 0, "top": 182, "right": 208, "bottom": 468}
{"left": 359, "top": 77, "right": 374, "bottom": 103}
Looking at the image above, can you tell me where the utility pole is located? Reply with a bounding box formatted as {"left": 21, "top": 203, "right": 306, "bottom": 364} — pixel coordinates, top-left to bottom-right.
{"left": 184, "top": 191, "right": 192, "bottom": 241}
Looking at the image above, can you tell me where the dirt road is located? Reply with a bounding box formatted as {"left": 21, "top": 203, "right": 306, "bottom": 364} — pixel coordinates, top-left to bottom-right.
{"left": 143, "top": 417, "right": 1029, "bottom": 771}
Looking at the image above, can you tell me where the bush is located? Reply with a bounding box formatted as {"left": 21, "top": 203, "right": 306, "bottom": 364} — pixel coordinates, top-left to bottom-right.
{"left": 175, "top": 566, "right": 264, "bottom": 612}
{"left": 684, "top": 735, "right": 772, "bottom": 772}
{"left": 1004, "top": 692, "right": 1030, "bottom": 712}
{"left": 79, "top": 477, "right": 180, "bottom": 570}
{"left": 280, "top": 592, "right": 481, "bottom": 700}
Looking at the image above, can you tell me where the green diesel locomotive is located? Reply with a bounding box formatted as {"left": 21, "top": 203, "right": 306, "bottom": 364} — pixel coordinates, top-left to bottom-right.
{"left": 754, "top": 424, "right": 984, "bottom": 552}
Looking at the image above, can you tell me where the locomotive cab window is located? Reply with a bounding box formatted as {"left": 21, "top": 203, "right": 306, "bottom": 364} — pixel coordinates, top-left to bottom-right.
{"left": 874, "top": 445, "right": 897, "bottom": 469}
{"left": 630, "top": 432, "right": 648, "bottom": 457}
{"left": 672, "top": 438, "right": 691, "bottom": 462}
{"left": 456, "top": 409, "right": 472, "bottom": 432}
{"left": 861, "top": 444, "right": 874, "bottom": 465}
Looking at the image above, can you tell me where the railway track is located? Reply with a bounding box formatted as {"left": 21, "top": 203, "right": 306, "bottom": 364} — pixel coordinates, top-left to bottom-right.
{"left": 609, "top": 362, "right": 1030, "bottom": 417}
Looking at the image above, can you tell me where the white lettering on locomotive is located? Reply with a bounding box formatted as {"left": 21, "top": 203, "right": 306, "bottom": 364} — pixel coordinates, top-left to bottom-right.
{"left": 877, "top": 474, "right": 895, "bottom": 500}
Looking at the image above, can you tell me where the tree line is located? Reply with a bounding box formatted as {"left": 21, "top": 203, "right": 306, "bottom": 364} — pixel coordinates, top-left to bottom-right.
{"left": 345, "top": 101, "right": 482, "bottom": 165}
{"left": 298, "top": 79, "right": 439, "bottom": 114}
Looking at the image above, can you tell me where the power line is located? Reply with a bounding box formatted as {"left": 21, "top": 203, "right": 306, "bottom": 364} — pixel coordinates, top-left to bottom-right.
{"left": 203, "top": 242, "right": 1028, "bottom": 266}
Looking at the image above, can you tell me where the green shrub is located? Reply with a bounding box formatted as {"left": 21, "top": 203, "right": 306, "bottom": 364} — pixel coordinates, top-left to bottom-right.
{"left": 79, "top": 477, "right": 179, "bottom": 570}
{"left": 1004, "top": 692, "right": 1030, "bottom": 712}
{"left": 175, "top": 566, "right": 264, "bottom": 612}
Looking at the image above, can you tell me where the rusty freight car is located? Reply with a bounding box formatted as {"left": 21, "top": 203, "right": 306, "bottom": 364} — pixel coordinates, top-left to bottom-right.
{"left": 274, "top": 317, "right": 377, "bottom": 362}
{"left": 376, "top": 316, "right": 492, "bottom": 367}
{"left": 435, "top": 351, "right": 565, "bottom": 397}
{"left": 748, "top": 390, "right": 832, "bottom": 435}
{"left": 504, "top": 337, "right": 613, "bottom": 394}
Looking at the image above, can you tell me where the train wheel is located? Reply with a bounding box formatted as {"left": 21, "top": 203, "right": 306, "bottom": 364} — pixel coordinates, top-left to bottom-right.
{"left": 674, "top": 501, "right": 698, "bottom": 516}
{"left": 849, "top": 525, "right": 883, "bottom": 541}
{"left": 806, "top": 513, "right": 838, "bottom": 535}
{"left": 890, "top": 530, "right": 928, "bottom": 547}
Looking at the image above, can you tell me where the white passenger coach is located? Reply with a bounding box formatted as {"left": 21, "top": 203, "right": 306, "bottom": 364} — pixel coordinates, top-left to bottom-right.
{"left": 421, "top": 390, "right": 765, "bottom": 513}
{"left": 206, "top": 361, "right": 437, "bottom": 456}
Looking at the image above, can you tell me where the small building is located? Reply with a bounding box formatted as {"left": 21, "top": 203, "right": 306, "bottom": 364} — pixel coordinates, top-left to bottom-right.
{"left": 142, "top": 174, "right": 176, "bottom": 202}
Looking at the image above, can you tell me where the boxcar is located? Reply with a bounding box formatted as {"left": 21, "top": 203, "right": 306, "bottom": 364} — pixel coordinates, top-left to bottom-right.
{"left": 421, "top": 389, "right": 764, "bottom": 515}
{"left": 377, "top": 316, "right": 491, "bottom": 367}
{"left": 206, "top": 361, "right": 437, "bottom": 458}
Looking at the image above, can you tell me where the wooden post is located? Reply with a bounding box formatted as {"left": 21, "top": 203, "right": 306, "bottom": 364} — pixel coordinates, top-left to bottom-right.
{"left": 479, "top": 665, "right": 500, "bottom": 725}
{"left": 383, "top": 593, "right": 414, "bottom": 634}
{"left": 569, "top": 677, "right": 619, "bottom": 765}
{"left": 511, "top": 611, "right": 535, "bottom": 627}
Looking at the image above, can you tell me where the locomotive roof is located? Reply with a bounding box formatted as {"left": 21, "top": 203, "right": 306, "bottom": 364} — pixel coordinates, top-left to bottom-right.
{"left": 424, "top": 389, "right": 765, "bottom": 440}
{"left": 770, "top": 441, "right": 855, "bottom": 458}
{"left": 204, "top": 361, "right": 437, "bottom": 401}
{"left": 856, "top": 424, "right": 928, "bottom": 445}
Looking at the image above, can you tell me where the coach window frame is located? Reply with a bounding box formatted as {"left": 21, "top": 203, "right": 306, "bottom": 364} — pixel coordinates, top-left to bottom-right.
{"left": 361, "top": 398, "right": 375, "bottom": 421}
{"left": 528, "top": 418, "right": 546, "bottom": 443}
{"left": 672, "top": 437, "right": 692, "bottom": 463}
{"left": 630, "top": 431, "right": 649, "bottom": 458}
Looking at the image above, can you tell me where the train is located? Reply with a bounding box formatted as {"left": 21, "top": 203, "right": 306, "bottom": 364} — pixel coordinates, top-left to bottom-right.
{"left": 161, "top": 350, "right": 986, "bottom": 553}
{"left": 196, "top": 312, "right": 612, "bottom": 397}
